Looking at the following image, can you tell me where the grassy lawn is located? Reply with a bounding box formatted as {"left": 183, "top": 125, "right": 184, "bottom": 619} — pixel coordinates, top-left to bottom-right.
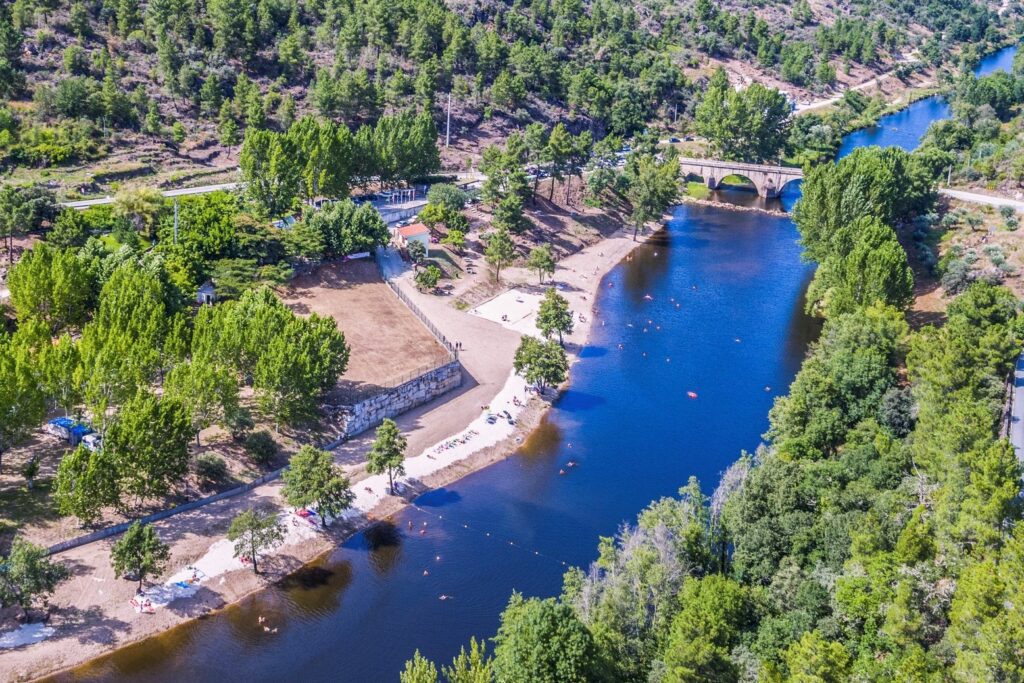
{"left": 98, "top": 233, "right": 153, "bottom": 253}
{"left": 686, "top": 182, "right": 711, "bottom": 200}
{"left": 426, "top": 248, "right": 464, "bottom": 279}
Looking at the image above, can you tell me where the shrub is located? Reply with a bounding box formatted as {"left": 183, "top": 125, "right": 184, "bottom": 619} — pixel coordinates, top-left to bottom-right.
{"left": 226, "top": 407, "right": 255, "bottom": 441}
{"left": 245, "top": 430, "right": 278, "bottom": 466}
{"left": 63, "top": 46, "right": 90, "bottom": 76}
{"left": 195, "top": 453, "right": 228, "bottom": 486}
{"left": 940, "top": 258, "right": 975, "bottom": 294}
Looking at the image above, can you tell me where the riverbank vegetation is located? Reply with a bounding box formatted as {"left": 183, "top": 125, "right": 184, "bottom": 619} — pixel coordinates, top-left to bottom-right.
{"left": 923, "top": 49, "right": 1024, "bottom": 193}
{"left": 402, "top": 135, "right": 1024, "bottom": 681}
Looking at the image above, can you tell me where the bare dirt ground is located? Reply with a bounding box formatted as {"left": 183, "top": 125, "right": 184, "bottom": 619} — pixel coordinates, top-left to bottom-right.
{"left": 278, "top": 259, "right": 450, "bottom": 401}
{"left": 450, "top": 177, "right": 631, "bottom": 309}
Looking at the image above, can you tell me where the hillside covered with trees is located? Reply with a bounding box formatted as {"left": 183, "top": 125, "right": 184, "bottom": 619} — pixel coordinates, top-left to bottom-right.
{"left": 0, "top": 0, "right": 1018, "bottom": 190}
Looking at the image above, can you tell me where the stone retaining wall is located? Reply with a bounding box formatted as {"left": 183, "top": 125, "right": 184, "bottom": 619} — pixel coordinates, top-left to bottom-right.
{"left": 325, "top": 360, "right": 463, "bottom": 444}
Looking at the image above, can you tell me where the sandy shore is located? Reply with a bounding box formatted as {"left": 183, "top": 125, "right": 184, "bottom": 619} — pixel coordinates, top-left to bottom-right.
{"left": 2, "top": 226, "right": 655, "bottom": 682}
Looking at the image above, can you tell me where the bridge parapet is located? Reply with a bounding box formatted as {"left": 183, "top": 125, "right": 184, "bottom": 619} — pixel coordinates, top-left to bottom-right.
{"left": 677, "top": 157, "right": 803, "bottom": 198}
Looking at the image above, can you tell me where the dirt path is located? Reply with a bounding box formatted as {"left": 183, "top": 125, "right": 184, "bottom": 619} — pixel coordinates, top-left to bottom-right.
{"left": 939, "top": 188, "right": 1024, "bottom": 213}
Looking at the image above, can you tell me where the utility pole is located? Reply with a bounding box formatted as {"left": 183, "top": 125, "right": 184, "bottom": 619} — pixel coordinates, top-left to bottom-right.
{"left": 445, "top": 92, "right": 452, "bottom": 149}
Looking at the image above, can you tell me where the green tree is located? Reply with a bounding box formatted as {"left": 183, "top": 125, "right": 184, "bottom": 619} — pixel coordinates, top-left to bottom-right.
{"left": 806, "top": 216, "right": 914, "bottom": 317}
{"left": 105, "top": 392, "right": 193, "bottom": 506}
{"left": 400, "top": 651, "right": 439, "bottom": 683}
{"left": 415, "top": 265, "right": 442, "bottom": 292}
{"left": 775, "top": 631, "right": 852, "bottom": 683}
{"left": 0, "top": 185, "right": 57, "bottom": 264}
{"left": 625, "top": 154, "right": 679, "bottom": 240}
{"left": 240, "top": 128, "right": 300, "bottom": 218}
{"left": 280, "top": 445, "right": 355, "bottom": 526}
{"left": 165, "top": 359, "right": 239, "bottom": 446}
{"left": 0, "top": 334, "right": 45, "bottom": 474}
{"left": 485, "top": 227, "right": 515, "bottom": 282}
{"left": 111, "top": 522, "right": 171, "bottom": 590}
{"left": 527, "top": 245, "right": 556, "bottom": 283}
{"left": 47, "top": 209, "right": 91, "bottom": 249}
{"left": 0, "top": 537, "right": 68, "bottom": 609}
{"left": 254, "top": 313, "right": 349, "bottom": 430}
{"left": 114, "top": 188, "right": 165, "bottom": 241}
{"left": 40, "top": 333, "right": 82, "bottom": 416}
{"left": 287, "top": 116, "right": 353, "bottom": 203}
{"left": 218, "top": 100, "right": 240, "bottom": 156}
{"left": 695, "top": 68, "right": 792, "bottom": 162}
{"left": 493, "top": 191, "right": 527, "bottom": 233}
{"left": 7, "top": 243, "right": 93, "bottom": 332}
{"left": 443, "top": 638, "right": 494, "bottom": 683}
{"left": 367, "top": 418, "right": 407, "bottom": 495}
{"left": 441, "top": 229, "right": 466, "bottom": 254}
{"left": 536, "top": 287, "right": 574, "bottom": 344}
{"left": 426, "top": 184, "right": 468, "bottom": 212}
{"left": 662, "top": 575, "right": 753, "bottom": 683}
{"left": 544, "top": 123, "right": 574, "bottom": 201}
{"left": 227, "top": 507, "right": 285, "bottom": 574}
{"left": 303, "top": 200, "right": 389, "bottom": 258}
{"left": 408, "top": 239, "right": 427, "bottom": 264}
{"left": 0, "top": 2, "right": 25, "bottom": 98}
{"left": 493, "top": 593, "right": 602, "bottom": 683}
{"left": 76, "top": 263, "right": 169, "bottom": 426}
{"left": 53, "top": 445, "right": 117, "bottom": 525}
{"left": 513, "top": 336, "right": 569, "bottom": 391}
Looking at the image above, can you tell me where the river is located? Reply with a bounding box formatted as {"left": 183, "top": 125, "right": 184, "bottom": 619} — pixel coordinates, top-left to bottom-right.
{"left": 58, "top": 43, "right": 1018, "bottom": 683}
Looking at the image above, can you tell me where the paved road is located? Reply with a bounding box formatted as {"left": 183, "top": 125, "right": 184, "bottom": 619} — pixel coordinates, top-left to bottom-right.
{"left": 939, "top": 188, "right": 1024, "bottom": 213}
{"left": 1011, "top": 351, "right": 1024, "bottom": 461}
{"left": 61, "top": 182, "right": 245, "bottom": 209}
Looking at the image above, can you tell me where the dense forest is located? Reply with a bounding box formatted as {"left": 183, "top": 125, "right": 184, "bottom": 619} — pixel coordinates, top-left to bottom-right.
{"left": 397, "top": 64, "right": 1024, "bottom": 683}
{"left": 0, "top": 0, "right": 1017, "bottom": 182}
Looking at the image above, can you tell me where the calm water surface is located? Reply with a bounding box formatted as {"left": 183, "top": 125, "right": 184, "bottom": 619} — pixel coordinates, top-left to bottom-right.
{"left": 58, "top": 43, "right": 1018, "bottom": 683}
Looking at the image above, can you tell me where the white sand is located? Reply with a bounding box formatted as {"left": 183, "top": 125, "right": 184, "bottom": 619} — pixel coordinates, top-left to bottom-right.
{"left": 470, "top": 289, "right": 544, "bottom": 337}
{"left": 346, "top": 369, "right": 532, "bottom": 510}
{"left": 0, "top": 623, "right": 55, "bottom": 649}
{"left": 142, "top": 509, "right": 323, "bottom": 609}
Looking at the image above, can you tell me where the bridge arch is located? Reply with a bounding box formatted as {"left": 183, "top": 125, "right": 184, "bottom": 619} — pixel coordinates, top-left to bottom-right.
{"left": 677, "top": 157, "right": 804, "bottom": 199}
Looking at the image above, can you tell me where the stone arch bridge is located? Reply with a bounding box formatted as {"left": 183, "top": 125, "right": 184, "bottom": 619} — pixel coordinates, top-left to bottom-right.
{"left": 678, "top": 157, "right": 803, "bottom": 198}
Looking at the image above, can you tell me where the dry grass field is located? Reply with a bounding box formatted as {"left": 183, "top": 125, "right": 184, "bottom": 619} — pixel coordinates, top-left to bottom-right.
{"left": 279, "top": 259, "right": 451, "bottom": 401}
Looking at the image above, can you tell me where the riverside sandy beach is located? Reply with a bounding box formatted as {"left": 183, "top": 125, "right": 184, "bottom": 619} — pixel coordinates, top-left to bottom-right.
{"left": 1, "top": 225, "right": 657, "bottom": 683}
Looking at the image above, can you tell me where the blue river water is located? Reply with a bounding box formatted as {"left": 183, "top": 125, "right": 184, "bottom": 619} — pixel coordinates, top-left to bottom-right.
{"left": 59, "top": 43, "right": 1018, "bottom": 683}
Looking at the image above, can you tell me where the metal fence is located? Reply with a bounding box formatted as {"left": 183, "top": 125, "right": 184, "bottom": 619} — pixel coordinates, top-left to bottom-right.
{"left": 374, "top": 249, "right": 458, "bottom": 360}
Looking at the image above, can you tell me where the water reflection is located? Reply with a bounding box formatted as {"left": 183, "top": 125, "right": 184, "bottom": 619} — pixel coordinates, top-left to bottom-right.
{"left": 360, "top": 522, "right": 404, "bottom": 576}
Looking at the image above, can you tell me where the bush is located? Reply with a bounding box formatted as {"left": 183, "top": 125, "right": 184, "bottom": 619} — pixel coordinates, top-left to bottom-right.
{"left": 195, "top": 453, "right": 228, "bottom": 486}
{"left": 941, "top": 258, "right": 975, "bottom": 294}
{"left": 878, "top": 387, "right": 915, "bottom": 437}
{"left": 226, "top": 407, "right": 255, "bottom": 441}
{"left": 245, "top": 430, "right": 278, "bottom": 466}
{"left": 415, "top": 264, "right": 442, "bottom": 292}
